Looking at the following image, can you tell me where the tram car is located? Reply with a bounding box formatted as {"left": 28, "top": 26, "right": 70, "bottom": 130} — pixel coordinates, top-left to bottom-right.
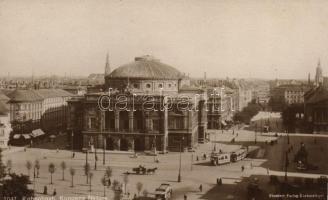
{"left": 210, "top": 147, "right": 247, "bottom": 166}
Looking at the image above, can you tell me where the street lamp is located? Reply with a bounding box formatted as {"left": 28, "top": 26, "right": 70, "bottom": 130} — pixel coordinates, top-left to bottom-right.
{"left": 284, "top": 150, "right": 289, "bottom": 182}
{"left": 254, "top": 124, "right": 257, "bottom": 144}
{"left": 94, "top": 136, "right": 97, "bottom": 170}
{"left": 178, "top": 136, "right": 184, "bottom": 182}
{"left": 86, "top": 139, "right": 90, "bottom": 166}
{"left": 103, "top": 136, "right": 106, "bottom": 165}
{"left": 71, "top": 130, "right": 74, "bottom": 158}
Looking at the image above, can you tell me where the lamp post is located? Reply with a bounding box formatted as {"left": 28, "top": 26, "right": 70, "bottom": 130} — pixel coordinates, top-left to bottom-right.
{"left": 178, "top": 136, "right": 184, "bottom": 182}
{"left": 94, "top": 136, "right": 98, "bottom": 170}
{"left": 71, "top": 130, "right": 74, "bottom": 158}
{"left": 33, "top": 167, "right": 36, "bottom": 191}
{"left": 86, "top": 140, "right": 90, "bottom": 166}
{"left": 103, "top": 136, "right": 105, "bottom": 165}
{"left": 254, "top": 124, "right": 257, "bottom": 144}
{"left": 284, "top": 150, "right": 289, "bottom": 182}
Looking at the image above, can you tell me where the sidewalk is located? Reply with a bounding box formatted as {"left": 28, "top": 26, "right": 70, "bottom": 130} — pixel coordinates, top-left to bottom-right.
{"left": 2, "top": 146, "right": 25, "bottom": 155}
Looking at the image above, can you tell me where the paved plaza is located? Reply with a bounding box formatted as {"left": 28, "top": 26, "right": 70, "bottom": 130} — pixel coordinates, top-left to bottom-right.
{"left": 3, "top": 129, "right": 328, "bottom": 200}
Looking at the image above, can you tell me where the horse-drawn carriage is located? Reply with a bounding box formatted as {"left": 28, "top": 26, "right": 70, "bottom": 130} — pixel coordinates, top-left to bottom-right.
{"left": 132, "top": 165, "right": 158, "bottom": 175}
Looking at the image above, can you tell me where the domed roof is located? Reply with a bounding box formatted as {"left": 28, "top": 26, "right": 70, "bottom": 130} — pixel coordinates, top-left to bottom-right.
{"left": 108, "top": 55, "right": 183, "bottom": 80}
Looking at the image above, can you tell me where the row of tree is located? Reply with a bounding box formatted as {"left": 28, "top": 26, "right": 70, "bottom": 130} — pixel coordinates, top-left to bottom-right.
{"left": 233, "top": 100, "right": 263, "bottom": 124}
{"left": 5, "top": 156, "right": 148, "bottom": 199}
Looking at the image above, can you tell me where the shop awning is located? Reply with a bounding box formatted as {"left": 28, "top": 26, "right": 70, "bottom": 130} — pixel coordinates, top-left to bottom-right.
{"left": 22, "top": 134, "right": 31, "bottom": 139}
{"left": 31, "top": 129, "right": 45, "bottom": 137}
{"left": 13, "top": 134, "right": 21, "bottom": 139}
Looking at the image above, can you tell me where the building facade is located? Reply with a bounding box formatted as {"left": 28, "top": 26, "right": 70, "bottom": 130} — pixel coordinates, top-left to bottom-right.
{"left": 0, "top": 101, "right": 11, "bottom": 149}
{"left": 7, "top": 89, "right": 73, "bottom": 135}
{"left": 68, "top": 56, "right": 208, "bottom": 151}
{"left": 36, "top": 89, "right": 74, "bottom": 133}
{"left": 304, "top": 86, "right": 328, "bottom": 134}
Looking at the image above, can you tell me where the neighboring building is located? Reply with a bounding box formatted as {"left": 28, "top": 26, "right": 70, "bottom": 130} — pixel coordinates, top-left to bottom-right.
{"left": 35, "top": 89, "right": 74, "bottom": 133}
{"left": 304, "top": 86, "right": 328, "bottom": 134}
{"left": 0, "top": 98, "right": 11, "bottom": 149}
{"left": 207, "top": 87, "right": 235, "bottom": 129}
{"left": 235, "top": 80, "right": 253, "bottom": 111}
{"left": 7, "top": 89, "right": 74, "bottom": 135}
{"left": 7, "top": 90, "right": 43, "bottom": 133}
{"left": 270, "top": 84, "right": 311, "bottom": 106}
{"left": 68, "top": 55, "right": 208, "bottom": 151}
{"left": 252, "top": 82, "right": 270, "bottom": 104}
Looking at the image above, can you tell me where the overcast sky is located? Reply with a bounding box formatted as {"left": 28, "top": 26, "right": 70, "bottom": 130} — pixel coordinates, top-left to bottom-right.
{"left": 1, "top": 0, "right": 328, "bottom": 79}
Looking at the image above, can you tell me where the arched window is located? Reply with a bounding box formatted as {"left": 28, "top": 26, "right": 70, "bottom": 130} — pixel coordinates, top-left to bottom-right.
{"left": 158, "top": 84, "right": 163, "bottom": 88}
{"left": 146, "top": 83, "right": 151, "bottom": 88}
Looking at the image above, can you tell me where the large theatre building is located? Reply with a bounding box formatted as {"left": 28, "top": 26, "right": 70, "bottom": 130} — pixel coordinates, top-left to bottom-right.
{"left": 68, "top": 55, "right": 207, "bottom": 152}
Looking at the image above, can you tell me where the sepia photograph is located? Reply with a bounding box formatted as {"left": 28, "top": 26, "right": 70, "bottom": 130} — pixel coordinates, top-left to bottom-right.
{"left": 0, "top": 0, "right": 328, "bottom": 199}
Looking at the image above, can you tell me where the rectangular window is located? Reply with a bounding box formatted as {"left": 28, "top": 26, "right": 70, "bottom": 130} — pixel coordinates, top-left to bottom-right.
{"left": 169, "top": 118, "right": 175, "bottom": 129}
{"left": 153, "top": 119, "right": 159, "bottom": 131}
{"left": 176, "top": 117, "right": 184, "bottom": 129}
{"left": 88, "top": 117, "right": 97, "bottom": 129}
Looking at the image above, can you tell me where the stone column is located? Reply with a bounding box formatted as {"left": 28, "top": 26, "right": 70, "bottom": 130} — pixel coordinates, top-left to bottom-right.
{"left": 144, "top": 111, "right": 150, "bottom": 133}
{"left": 183, "top": 111, "right": 188, "bottom": 129}
{"left": 162, "top": 108, "right": 168, "bottom": 152}
{"left": 114, "top": 110, "right": 120, "bottom": 132}
{"left": 128, "top": 110, "right": 134, "bottom": 132}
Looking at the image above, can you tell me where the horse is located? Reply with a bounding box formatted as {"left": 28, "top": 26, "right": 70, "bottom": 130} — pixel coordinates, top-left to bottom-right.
{"left": 146, "top": 167, "right": 158, "bottom": 174}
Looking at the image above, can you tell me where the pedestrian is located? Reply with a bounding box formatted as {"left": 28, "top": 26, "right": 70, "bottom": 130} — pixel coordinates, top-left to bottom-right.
{"left": 199, "top": 184, "right": 203, "bottom": 192}
{"left": 53, "top": 188, "right": 57, "bottom": 196}
{"left": 72, "top": 152, "right": 75, "bottom": 158}
{"left": 250, "top": 162, "right": 253, "bottom": 169}
{"left": 56, "top": 148, "right": 59, "bottom": 153}
{"left": 108, "top": 178, "right": 111, "bottom": 187}
{"left": 267, "top": 168, "right": 269, "bottom": 175}
{"left": 217, "top": 178, "right": 220, "bottom": 185}
{"left": 24, "top": 147, "right": 26, "bottom": 152}
{"left": 184, "top": 194, "right": 187, "bottom": 200}
{"left": 196, "top": 156, "right": 199, "bottom": 161}
{"left": 43, "top": 185, "right": 47, "bottom": 195}
{"left": 241, "top": 165, "right": 244, "bottom": 172}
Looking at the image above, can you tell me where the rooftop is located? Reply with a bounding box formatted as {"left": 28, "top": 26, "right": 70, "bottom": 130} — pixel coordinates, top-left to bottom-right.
{"left": 108, "top": 55, "right": 183, "bottom": 80}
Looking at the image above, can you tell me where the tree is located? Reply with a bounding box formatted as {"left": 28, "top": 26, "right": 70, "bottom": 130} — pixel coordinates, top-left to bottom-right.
{"left": 123, "top": 173, "right": 129, "bottom": 194}
{"left": 69, "top": 168, "right": 75, "bottom": 187}
{"left": 136, "top": 182, "right": 143, "bottom": 196}
{"left": 48, "top": 163, "right": 55, "bottom": 184}
{"left": 88, "top": 172, "right": 93, "bottom": 192}
{"left": 84, "top": 163, "right": 91, "bottom": 184}
{"left": 6, "top": 160, "right": 12, "bottom": 174}
{"left": 60, "top": 161, "right": 67, "bottom": 181}
{"left": 25, "top": 161, "right": 32, "bottom": 178}
{"left": 0, "top": 149, "right": 6, "bottom": 180}
{"left": 282, "top": 103, "right": 304, "bottom": 133}
{"left": 142, "top": 189, "right": 148, "bottom": 197}
{"left": 233, "top": 102, "right": 262, "bottom": 124}
{"left": 34, "top": 160, "right": 40, "bottom": 178}
{"left": 0, "top": 173, "right": 34, "bottom": 199}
